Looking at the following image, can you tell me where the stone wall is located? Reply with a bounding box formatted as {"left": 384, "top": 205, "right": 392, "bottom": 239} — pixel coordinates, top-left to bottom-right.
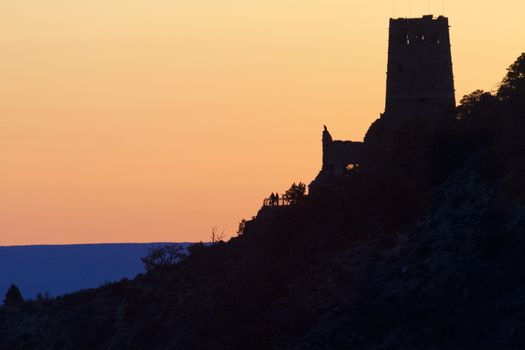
{"left": 322, "top": 126, "right": 364, "bottom": 176}
{"left": 309, "top": 126, "right": 365, "bottom": 192}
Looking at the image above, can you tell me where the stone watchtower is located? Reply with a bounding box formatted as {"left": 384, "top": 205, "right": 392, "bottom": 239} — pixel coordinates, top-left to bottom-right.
{"left": 385, "top": 15, "right": 455, "bottom": 117}
{"left": 310, "top": 15, "right": 456, "bottom": 192}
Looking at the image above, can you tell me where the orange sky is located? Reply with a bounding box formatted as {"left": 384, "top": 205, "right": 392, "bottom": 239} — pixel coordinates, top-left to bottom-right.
{"left": 1, "top": 1, "right": 524, "bottom": 245}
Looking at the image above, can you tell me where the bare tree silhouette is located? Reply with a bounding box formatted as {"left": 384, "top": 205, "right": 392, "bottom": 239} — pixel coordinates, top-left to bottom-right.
{"left": 210, "top": 226, "right": 226, "bottom": 243}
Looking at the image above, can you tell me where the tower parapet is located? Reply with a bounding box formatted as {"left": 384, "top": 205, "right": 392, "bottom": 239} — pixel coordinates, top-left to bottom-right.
{"left": 385, "top": 15, "right": 455, "bottom": 117}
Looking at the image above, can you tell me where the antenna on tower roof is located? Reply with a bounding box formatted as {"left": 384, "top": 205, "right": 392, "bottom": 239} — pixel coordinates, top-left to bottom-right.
{"left": 393, "top": 0, "right": 395, "bottom": 18}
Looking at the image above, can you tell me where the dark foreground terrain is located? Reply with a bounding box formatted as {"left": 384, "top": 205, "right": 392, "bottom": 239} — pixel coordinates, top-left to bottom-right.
{"left": 1, "top": 54, "right": 525, "bottom": 350}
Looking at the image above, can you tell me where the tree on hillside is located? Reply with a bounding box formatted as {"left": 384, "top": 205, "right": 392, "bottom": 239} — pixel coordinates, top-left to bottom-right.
{"left": 283, "top": 182, "right": 307, "bottom": 205}
{"left": 141, "top": 244, "right": 187, "bottom": 271}
{"left": 498, "top": 52, "right": 525, "bottom": 101}
{"left": 457, "top": 90, "right": 499, "bottom": 121}
{"left": 3, "top": 284, "right": 23, "bottom": 306}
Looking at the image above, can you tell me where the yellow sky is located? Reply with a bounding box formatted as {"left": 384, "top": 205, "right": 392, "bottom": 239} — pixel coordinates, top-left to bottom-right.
{"left": 1, "top": 1, "right": 524, "bottom": 245}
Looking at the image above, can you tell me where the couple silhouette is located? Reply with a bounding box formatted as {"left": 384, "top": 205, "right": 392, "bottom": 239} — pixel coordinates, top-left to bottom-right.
{"left": 269, "top": 192, "right": 280, "bottom": 206}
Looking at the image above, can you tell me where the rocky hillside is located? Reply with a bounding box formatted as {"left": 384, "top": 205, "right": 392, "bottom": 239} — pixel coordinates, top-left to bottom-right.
{"left": 0, "top": 53, "right": 524, "bottom": 350}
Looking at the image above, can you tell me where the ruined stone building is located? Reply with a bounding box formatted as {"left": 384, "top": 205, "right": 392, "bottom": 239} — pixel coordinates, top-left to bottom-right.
{"left": 310, "top": 15, "right": 456, "bottom": 191}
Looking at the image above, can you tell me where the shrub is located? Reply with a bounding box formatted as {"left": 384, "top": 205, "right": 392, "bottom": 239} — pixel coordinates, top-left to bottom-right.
{"left": 3, "top": 284, "right": 23, "bottom": 306}
{"left": 141, "top": 244, "right": 187, "bottom": 271}
{"left": 187, "top": 242, "right": 207, "bottom": 256}
{"left": 283, "top": 182, "right": 307, "bottom": 205}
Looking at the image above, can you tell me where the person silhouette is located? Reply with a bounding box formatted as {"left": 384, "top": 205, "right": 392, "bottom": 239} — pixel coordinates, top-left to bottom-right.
{"left": 275, "top": 193, "right": 280, "bottom": 206}
{"left": 270, "top": 193, "right": 275, "bottom": 206}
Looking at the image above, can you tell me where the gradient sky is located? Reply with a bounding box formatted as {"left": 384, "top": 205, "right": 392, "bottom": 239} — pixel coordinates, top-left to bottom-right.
{"left": 1, "top": 1, "right": 524, "bottom": 245}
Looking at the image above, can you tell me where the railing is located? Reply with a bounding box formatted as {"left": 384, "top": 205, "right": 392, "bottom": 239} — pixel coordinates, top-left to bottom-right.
{"left": 262, "top": 197, "right": 291, "bottom": 207}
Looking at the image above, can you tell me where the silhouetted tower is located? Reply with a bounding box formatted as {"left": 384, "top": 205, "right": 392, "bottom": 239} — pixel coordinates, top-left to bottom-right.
{"left": 385, "top": 15, "right": 455, "bottom": 116}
